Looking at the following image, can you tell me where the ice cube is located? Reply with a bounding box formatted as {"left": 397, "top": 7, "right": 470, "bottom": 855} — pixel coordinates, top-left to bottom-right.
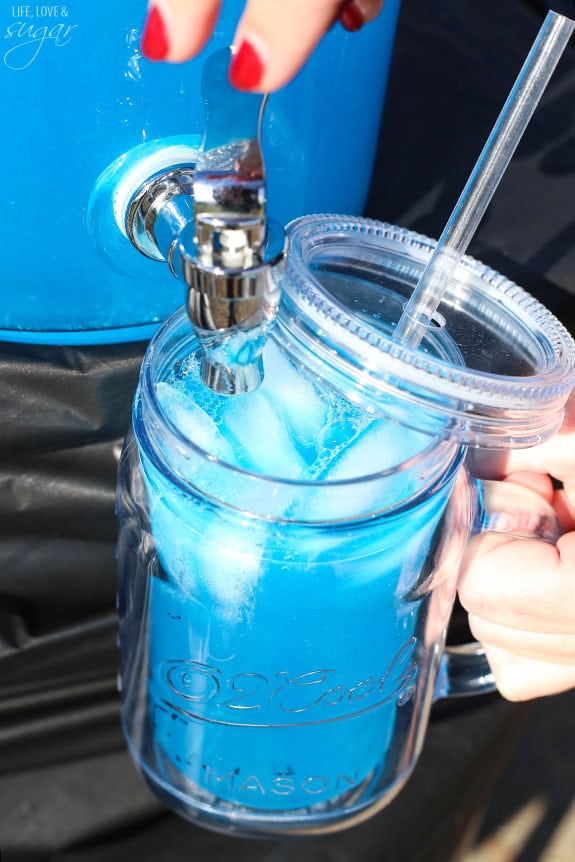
{"left": 219, "top": 386, "right": 308, "bottom": 479}
{"left": 328, "top": 419, "right": 428, "bottom": 482}
{"left": 293, "top": 419, "right": 430, "bottom": 522}
{"left": 147, "top": 475, "right": 265, "bottom": 619}
{"left": 156, "top": 381, "right": 234, "bottom": 463}
{"left": 262, "top": 341, "right": 330, "bottom": 456}
{"left": 200, "top": 518, "right": 265, "bottom": 614}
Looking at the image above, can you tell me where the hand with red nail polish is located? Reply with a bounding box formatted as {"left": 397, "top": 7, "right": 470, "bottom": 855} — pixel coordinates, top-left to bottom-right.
{"left": 140, "top": 0, "right": 384, "bottom": 91}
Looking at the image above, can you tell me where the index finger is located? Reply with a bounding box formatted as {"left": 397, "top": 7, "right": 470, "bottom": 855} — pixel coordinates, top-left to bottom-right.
{"left": 459, "top": 530, "right": 575, "bottom": 635}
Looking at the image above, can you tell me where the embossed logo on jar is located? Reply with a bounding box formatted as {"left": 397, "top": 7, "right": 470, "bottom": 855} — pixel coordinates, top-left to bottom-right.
{"left": 161, "top": 637, "right": 418, "bottom": 727}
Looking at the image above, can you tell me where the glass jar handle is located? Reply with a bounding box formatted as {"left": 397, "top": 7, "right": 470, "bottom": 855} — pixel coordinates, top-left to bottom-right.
{"left": 434, "top": 476, "right": 563, "bottom": 700}
{"left": 435, "top": 643, "right": 495, "bottom": 699}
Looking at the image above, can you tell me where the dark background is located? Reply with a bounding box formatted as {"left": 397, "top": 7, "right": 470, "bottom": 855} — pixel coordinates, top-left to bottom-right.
{"left": 2, "top": 0, "right": 575, "bottom": 859}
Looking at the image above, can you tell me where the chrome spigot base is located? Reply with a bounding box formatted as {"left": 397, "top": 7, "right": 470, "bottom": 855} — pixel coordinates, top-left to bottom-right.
{"left": 201, "top": 355, "right": 264, "bottom": 395}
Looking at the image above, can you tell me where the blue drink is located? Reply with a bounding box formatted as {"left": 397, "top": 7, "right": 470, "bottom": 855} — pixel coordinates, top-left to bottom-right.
{"left": 118, "top": 319, "right": 466, "bottom": 832}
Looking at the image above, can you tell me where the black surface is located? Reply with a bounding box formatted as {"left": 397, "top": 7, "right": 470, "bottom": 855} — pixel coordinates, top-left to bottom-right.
{"left": 3, "top": 0, "right": 575, "bottom": 858}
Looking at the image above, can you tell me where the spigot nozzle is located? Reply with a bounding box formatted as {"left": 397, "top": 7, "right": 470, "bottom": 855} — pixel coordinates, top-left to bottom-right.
{"left": 184, "top": 218, "right": 284, "bottom": 394}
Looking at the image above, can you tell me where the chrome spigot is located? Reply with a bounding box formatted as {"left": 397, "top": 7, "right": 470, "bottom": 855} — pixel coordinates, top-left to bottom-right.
{"left": 126, "top": 48, "right": 285, "bottom": 395}
{"left": 184, "top": 49, "right": 284, "bottom": 394}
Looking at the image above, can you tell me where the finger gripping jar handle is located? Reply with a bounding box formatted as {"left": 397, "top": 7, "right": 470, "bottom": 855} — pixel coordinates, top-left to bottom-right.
{"left": 434, "top": 477, "right": 563, "bottom": 700}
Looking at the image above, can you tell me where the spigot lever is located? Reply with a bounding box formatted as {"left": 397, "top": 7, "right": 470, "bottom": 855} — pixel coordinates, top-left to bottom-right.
{"left": 193, "top": 49, "right": 267, "bottom": 269}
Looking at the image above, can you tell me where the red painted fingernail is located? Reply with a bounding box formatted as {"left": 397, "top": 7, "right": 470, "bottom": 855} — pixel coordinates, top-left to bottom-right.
{"left": 142, "top": 4, "right": 169, "bottom": 61}
{"left": 229, "top": 40, "right": 264, "bottom": 90}
{"left": 339, "top": 2, "right": 365, "bottom": 32}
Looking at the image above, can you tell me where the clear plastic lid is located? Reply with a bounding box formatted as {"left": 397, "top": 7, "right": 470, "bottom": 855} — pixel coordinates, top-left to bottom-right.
{"left": 275, "top": 215, "right": 575, "bottom": 448}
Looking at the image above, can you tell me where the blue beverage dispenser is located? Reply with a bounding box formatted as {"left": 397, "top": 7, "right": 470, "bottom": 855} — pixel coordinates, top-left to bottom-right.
{"left": 1, "top": 0, "right": 401, "bottom": 344}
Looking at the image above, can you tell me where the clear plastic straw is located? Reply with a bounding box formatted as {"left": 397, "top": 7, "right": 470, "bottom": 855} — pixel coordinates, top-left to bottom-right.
{"left": 394, "top": 10, "right": 575, "bottom": 347}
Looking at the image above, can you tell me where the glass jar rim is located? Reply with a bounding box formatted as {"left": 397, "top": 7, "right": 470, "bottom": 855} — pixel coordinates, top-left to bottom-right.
{"left": 135, "top": 309, "right": 464, "bottom": 522}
